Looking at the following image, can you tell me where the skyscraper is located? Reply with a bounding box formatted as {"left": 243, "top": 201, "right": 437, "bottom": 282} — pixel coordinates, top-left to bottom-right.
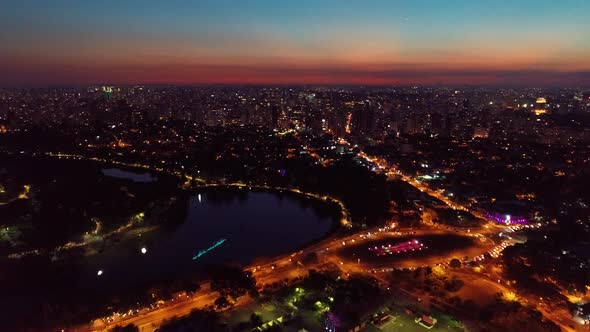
{"left": 351, "top": 101, "right": 375, "bottom": 135}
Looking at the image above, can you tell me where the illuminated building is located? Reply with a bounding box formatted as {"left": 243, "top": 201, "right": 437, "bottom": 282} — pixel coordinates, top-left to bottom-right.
{"left": 102, "top": 86, "right": 113, "bottom": 100}
{"left": 473, "top": 127, "right": 489, "bottom": 138}
{"left": 271, "top": 106, "right": 280, "bottom": 128}
{"left": 351, "top": 101, "right": 375, "bottom": 135}
{"left": 289, "top": 106, "right": 304, "bottom": 129}
{"left": 345, "top": 112, "right": 352, "bottom": 134}
{"left": 534, "top": 97, "right": 547, "bottom": 115}
{"left": 325, "top": 312, "right": 340, "bottom": 332}
{"left": 486, "top": 213, "right": 528, "bottom": 225}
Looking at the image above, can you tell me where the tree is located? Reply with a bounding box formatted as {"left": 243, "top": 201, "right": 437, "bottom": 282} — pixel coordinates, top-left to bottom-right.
{"left": 302, "top": 269, "right": 334, "bottom": 291}
{"left": 462, "top": 299, "right": 477, "bottom": 310}
{"left": 444, "top": 278, "right": 465, "bottom": 292}
{"left": 184, "top": 279, "right": 200, "bottom": 294}
{"left": 448, "top": 295, "right": 462, "bottom": 306}
{"left": 210, "top": 265, "right": 257, "bottom": 300}
{"left": 250, "top": 313, "right": 263, "bottom": 327}
{"left": 485, "top": 301, "right": 560, "bottom": 332}
{"left": 301, "top": 252, "right": 319, "bottom": 265}
{"left": 110, "top": 324, "right": 139, "bottom": 332}
{"left": 450, "top": 258, "right": 461, "bottom": 268}
{"left": 158, "top": 309, "right": 223, "bottom": 332}
{"left": 249, "top": 287, "right": 260, "bottom": 299}
{"left": 214, "top": 296, "right": 230, "bottom": 309}
{"left": 415, "top": 267, "right": 426, "bottom": 285}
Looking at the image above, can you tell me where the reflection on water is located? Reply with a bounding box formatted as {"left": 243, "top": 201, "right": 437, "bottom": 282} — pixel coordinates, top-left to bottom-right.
{"left": 87, "top": 190, "right": 335, "bottom": 291}
{"left": 102, "top": 168, "right": 156, "bottom": 182}
{"left": 2, "top": 190, "right": 338, "bottom": 310}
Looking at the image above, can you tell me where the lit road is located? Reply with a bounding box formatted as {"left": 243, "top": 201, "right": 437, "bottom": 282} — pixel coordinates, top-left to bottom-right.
{"left": 0, "top": 184, "right": 30, "bottom": 206}
{"left": 43, "top": 152, "right": 567, "bottom": 332}
{"left": 91, "top": 284, "right": 220, "bottom": 332}
{"left": 451, "top": 270, "right": 580, "bottom": 332}
{"left": 86, "top": 283, "right": 284, "bottom": 332}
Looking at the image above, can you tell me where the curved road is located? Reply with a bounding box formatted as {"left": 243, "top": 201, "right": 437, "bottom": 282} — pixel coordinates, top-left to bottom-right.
{"left": 40, "top": 152, "right": 570, "bottom": 332}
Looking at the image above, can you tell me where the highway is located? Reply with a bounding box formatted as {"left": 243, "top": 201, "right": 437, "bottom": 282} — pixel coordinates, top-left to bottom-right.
{"left": 89, "top": 220, "right": 508, "bottom": 332}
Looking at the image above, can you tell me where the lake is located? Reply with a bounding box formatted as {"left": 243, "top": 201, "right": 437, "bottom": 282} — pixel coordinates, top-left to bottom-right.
{"left": 84, "top": 189, "right": 336, "bottom": 292}
{"left": 102, "top": 167, "right": 157, "bottom": 182}
{"left": 0, "top": 188, "right": 338, "bottom": 328}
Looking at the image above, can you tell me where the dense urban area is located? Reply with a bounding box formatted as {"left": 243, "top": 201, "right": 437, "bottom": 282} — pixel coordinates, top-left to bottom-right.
{"left": 1, "top": 86, "right": 589, "bottom": 332}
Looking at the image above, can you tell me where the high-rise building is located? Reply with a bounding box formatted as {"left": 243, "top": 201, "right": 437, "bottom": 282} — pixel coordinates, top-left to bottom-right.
{"left": 351, "top": 101, "right": 375, "bottom": 135}
{"left": 534, "top": 97, "right": 547, "bottom": 115}
{"left": 405, "top": 115, "right": 423, "bottom": 135}
{"left": 270, "top": 106, "right": 280, "bottom": 129}
{"left": 305, "top": 108, "right": 323, "bottom": 134}
{"left": 462, "top": 98, "right": 470, "bottom": 112}
{"left": 289, "top": 106, "right": 304, "bottom": 128}
{"left": 102, "top": 86, "right": 113, "bottom": 100}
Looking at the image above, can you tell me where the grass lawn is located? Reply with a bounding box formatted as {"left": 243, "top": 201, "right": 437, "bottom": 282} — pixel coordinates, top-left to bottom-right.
{"left": 361, "top": 304, "right": 465, "bottom": 332}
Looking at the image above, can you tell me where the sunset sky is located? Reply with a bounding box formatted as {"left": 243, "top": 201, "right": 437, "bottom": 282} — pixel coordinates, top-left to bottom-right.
{"left": 2, "top": 0, "right": 590, "bottom": 86}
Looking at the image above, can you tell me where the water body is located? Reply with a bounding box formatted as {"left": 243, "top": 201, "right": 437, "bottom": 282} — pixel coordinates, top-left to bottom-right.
{"left": 74, "top": 190, "right": 336, "bottom": 297}
{"left": 102, "top": 167, "right": 157, "bottom": 182}
{"left": 1, "top": 189, "right": 337, "bottom": 327}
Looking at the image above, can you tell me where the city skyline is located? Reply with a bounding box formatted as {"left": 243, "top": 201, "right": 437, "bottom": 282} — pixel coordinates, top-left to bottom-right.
{"left": 2, "top": 0, "right": 590, "bottom": 86}
{"left": 3, "top": 2, "right": 590, "bottom": 330}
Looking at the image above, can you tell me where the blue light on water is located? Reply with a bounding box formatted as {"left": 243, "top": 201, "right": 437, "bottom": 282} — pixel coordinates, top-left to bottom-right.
{"left": 192, "top": 238, "right": 227, "bottom": 260}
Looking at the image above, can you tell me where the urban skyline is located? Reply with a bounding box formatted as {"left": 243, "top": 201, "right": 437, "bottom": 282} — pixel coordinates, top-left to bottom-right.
{"left": 2, "top": 2, "right": 590, "bottom": 332}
